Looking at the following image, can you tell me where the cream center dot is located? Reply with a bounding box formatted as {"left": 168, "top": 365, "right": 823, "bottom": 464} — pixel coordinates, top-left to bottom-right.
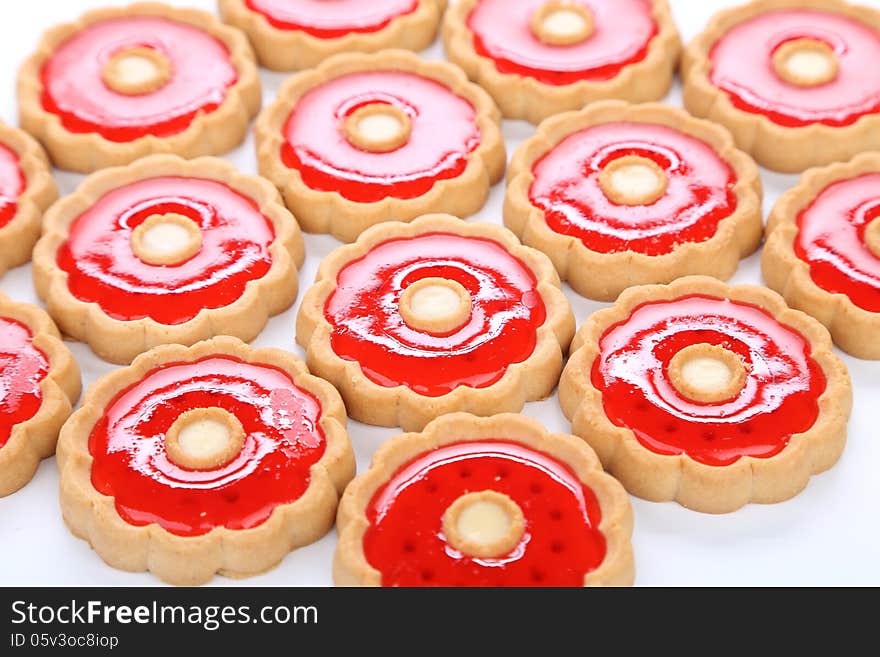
{"left": 176, "top": 419, "right": 234, "bottom": 461}
{"left": 141, "top": 221, "right": 192, "bottom": 257}
{"left": 409, "top": 284, "right": 463, "bottom": 321}
{"left": 599, "top": 155, "right": 668, "bottom": 206}
{"left": 399, "top": 277, "right": 472, "bottom": 334}
{"left": 679, "top": 356, "right": 735, "bottom": 394}
{"left": 344, "top": 103, "right": 412, "bottom": 153}
{"left": 357, "top": 112, "right": 404, "bottom": 144}
{"left": 114, "top": 54, "right": 160, "bottom": 86}
{"left": 773, "top": 39, "right": 839, "bottom": 88}
{"left": 668, "top": 343, "right": 748, "bottom": 405}
{"left": 531, "top": 2, "right": 594, "bottom": 46}
{"left": 130, "top": 213, "right": 202, "bottom": 266}
{"left": 102, "top": 47, "right": 171, "bottom": 96}
{"left": 442, "top": 491, "right": 526, "bottom": 559}
{"left": 543, "top": 9, "right": 588, "bottom": 39}
{"left": 164, "top": 408, "right": 245, "bottom": 471}
{"left": 456, "top": 500, "right": 514, "bottom": 546}
{"left": 865, "top": 217, "right": 880, "bottom": 259}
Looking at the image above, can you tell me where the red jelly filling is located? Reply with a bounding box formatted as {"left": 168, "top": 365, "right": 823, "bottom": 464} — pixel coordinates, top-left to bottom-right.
{"left": 592, "top": 295, "right": 826, "bottom": 467}
{"left": 529, "top": 122, "right": 737, "bottom": 255}
{"left": 41, "top": 17, "right": 238, "bottom": 142}
{"left": 282, "top": 71, "right": 480, "bottom": 203}
{"left": 324, "top": 233, "right": 546, "bottom": 397}
{"left": 89, "top": 356, "right": 326, "bottom": 537}
{"left": 364, "top": 440, "right": 607, "bottom": 587}
{"left": 0, "top": 144, "right": 24, "bottom": 229}
{"left": 795, "top": 173, "right": 880, "bottom": 312}
{"left": 246, "top": 0, "right": 418, "bottom": 37}
{"left": 0, "top": 318, "right": 49, "bottom": 448}
{"left": 467, "top": 0, "right": 656, "bottom": 86}
{"left": 56, "top": 176, "right": 275, "bottom": 326}
{"left": 710, "top": 10, "right": 880, "bottom": 127}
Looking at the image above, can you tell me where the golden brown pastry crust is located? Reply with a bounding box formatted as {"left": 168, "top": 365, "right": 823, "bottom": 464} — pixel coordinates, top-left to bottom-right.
{"left": 559, "top": 276, "right": 852, "bottom": 514}
{"left": 0, "top": 293, "right": 81, "bottom": 498}
{"left": 505, "top": 101, "right": 764, "bottom": 301}
{"left": 682, "top": 0, "right": 880, "bottom": 173}
{"left": 255, "top": 49, "right": 506, "bottom": 243}
{"left": 443, "top": 0, "right": 681, "bottom": 124}
{"left": 763, "top": 152, "right": 880, "bottom": 359}
{"left": 0, "top": 122, "right": 58, "bottom": 278}
{"left": 218, "top": 0, "right": 446, "bottom": 71}
{"left": 334, "top": 413, "right": 634, "bottom": 586}
{"left": 32, "top": 155, "right": 304, "bottom": 365}
{"left": 57, "top": 336, "right": 355, "bottom": 586}
{"left": 18, "top": 2, "right": 262, "bottom": 173}
{"left": 296, "top": 214, "right": 575, "bottom": 431}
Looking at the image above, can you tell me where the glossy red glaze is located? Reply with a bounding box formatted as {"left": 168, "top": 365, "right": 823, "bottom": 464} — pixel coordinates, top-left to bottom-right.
{"left": 41, "top": 17, "right": 238, "bottom": 142}
{"left": 592, "top": 295, "right": 826, "bottom": 467}
{"left": 325, "top": 233, "right": 546, "bottom": 397}
{"left": 0, "top": 318, "right": 49, "bottom": 448}
{"left": 246, "top": 0, "right": 418, "bottom": 37}
{"left": 281, "top": 71, "right": 480, "bottom": 203}
{"left": 467, "top": 0, "right": 656, "bottom": 86}
{"left": 56, "top": 176, "right": 275, "bottom": 326}
{"left": 529, "top": 122, "right": 737, "bottom": 255}
{"left": 710, "top": 9, "right": 880, "bottom": 127}
{"left": 0, "top": 144, "right": 24, "bottom": 229}
{"left": 795, "top": 172, "right": 880, "bottom": 312}
{"left": 363, "top": 440, "right": 606, "bottom": 587}
{"left": 89, "top": 356, "right": 326, "bottom": 537}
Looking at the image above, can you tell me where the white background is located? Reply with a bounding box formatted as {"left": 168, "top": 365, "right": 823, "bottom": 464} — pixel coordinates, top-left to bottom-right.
{"left": 0, "top": 0, "right": 878, "bottom": 587}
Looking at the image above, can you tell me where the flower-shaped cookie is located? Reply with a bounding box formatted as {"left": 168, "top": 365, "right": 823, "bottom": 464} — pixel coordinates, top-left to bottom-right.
{"left": 764, "top": 152, "right": 880, "bottom": 359}
{"left": 335, "top": 413, "right": 634, "bottom": 587}
{"left": 505, "top": 102, "right": 763, "bottom": 301}
{"left": 297, "top": 214, "right": 575, "bottom": 431}
{"left": 57, "top": 337, "right": 355, "bottom": 586}
{"left": 256, "top": 49, "right": 505, "bottom": 242}
{"left": 18, "top": 3, "right": 261, "bottom": 173}
{"left": 0, "top": 122, "right": 57, "bottom": 279}
{"left": 443, "top": 0, "right": 681, "bottom": 124}
{"left": 33, "top": 155, "right": 304, "bottom": 364}
{"left": 683, "top": 0, "right": 880, "bottom": 173}
{"left": 559, "top": 276, "right": 852, "bottom": 514}
{"left": 0, "top": 293, "right": 80, "bottom": 497}
{"left": 219, "top": 0, "right": 446, "bottom": 71}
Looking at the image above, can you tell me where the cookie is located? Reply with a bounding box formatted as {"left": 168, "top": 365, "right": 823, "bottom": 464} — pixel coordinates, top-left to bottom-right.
{"left": 32, "top": 155, "right": 304, "bottom": 364}
{"left": 18, "top": 2, "right": 261, "bottom": 173}
{"left": 297, "top": 214, "right": 575, "bottom": 431}
{"left": 682, "top": 0, "right": 880, "bottom": 173}
{"left": 559, "top": 276, "right": 852, "bottom": 514}
{"left": 443, "top": 0, "right": 681, "bottom": 124}
{"left": 764, "top": 152, "right": 880, "bottom": 359}
{"left": 0, "top": 293, "right": 80, "bottom": 498}
{"left": 256, "top": 49, "right": 505, "bottom": 242}
{"left": 505, "top": 101, "right": 763, "bottom": 301}
{"left": 334, "top": 413, "right": 634, "bottom": 586}
{"left": 57, "top": 337, "right": 355, "bottom": 586}
{"left": 0, "top": 122, "right": 57, "bottom": 279}
{"left": 219, "top": 0, "right": 445, "bottom": 71}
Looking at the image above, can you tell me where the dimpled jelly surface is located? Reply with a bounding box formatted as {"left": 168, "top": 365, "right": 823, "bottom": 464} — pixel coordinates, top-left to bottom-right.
{"left": 364, "top": 440, "right": 606, "bottom": 586}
